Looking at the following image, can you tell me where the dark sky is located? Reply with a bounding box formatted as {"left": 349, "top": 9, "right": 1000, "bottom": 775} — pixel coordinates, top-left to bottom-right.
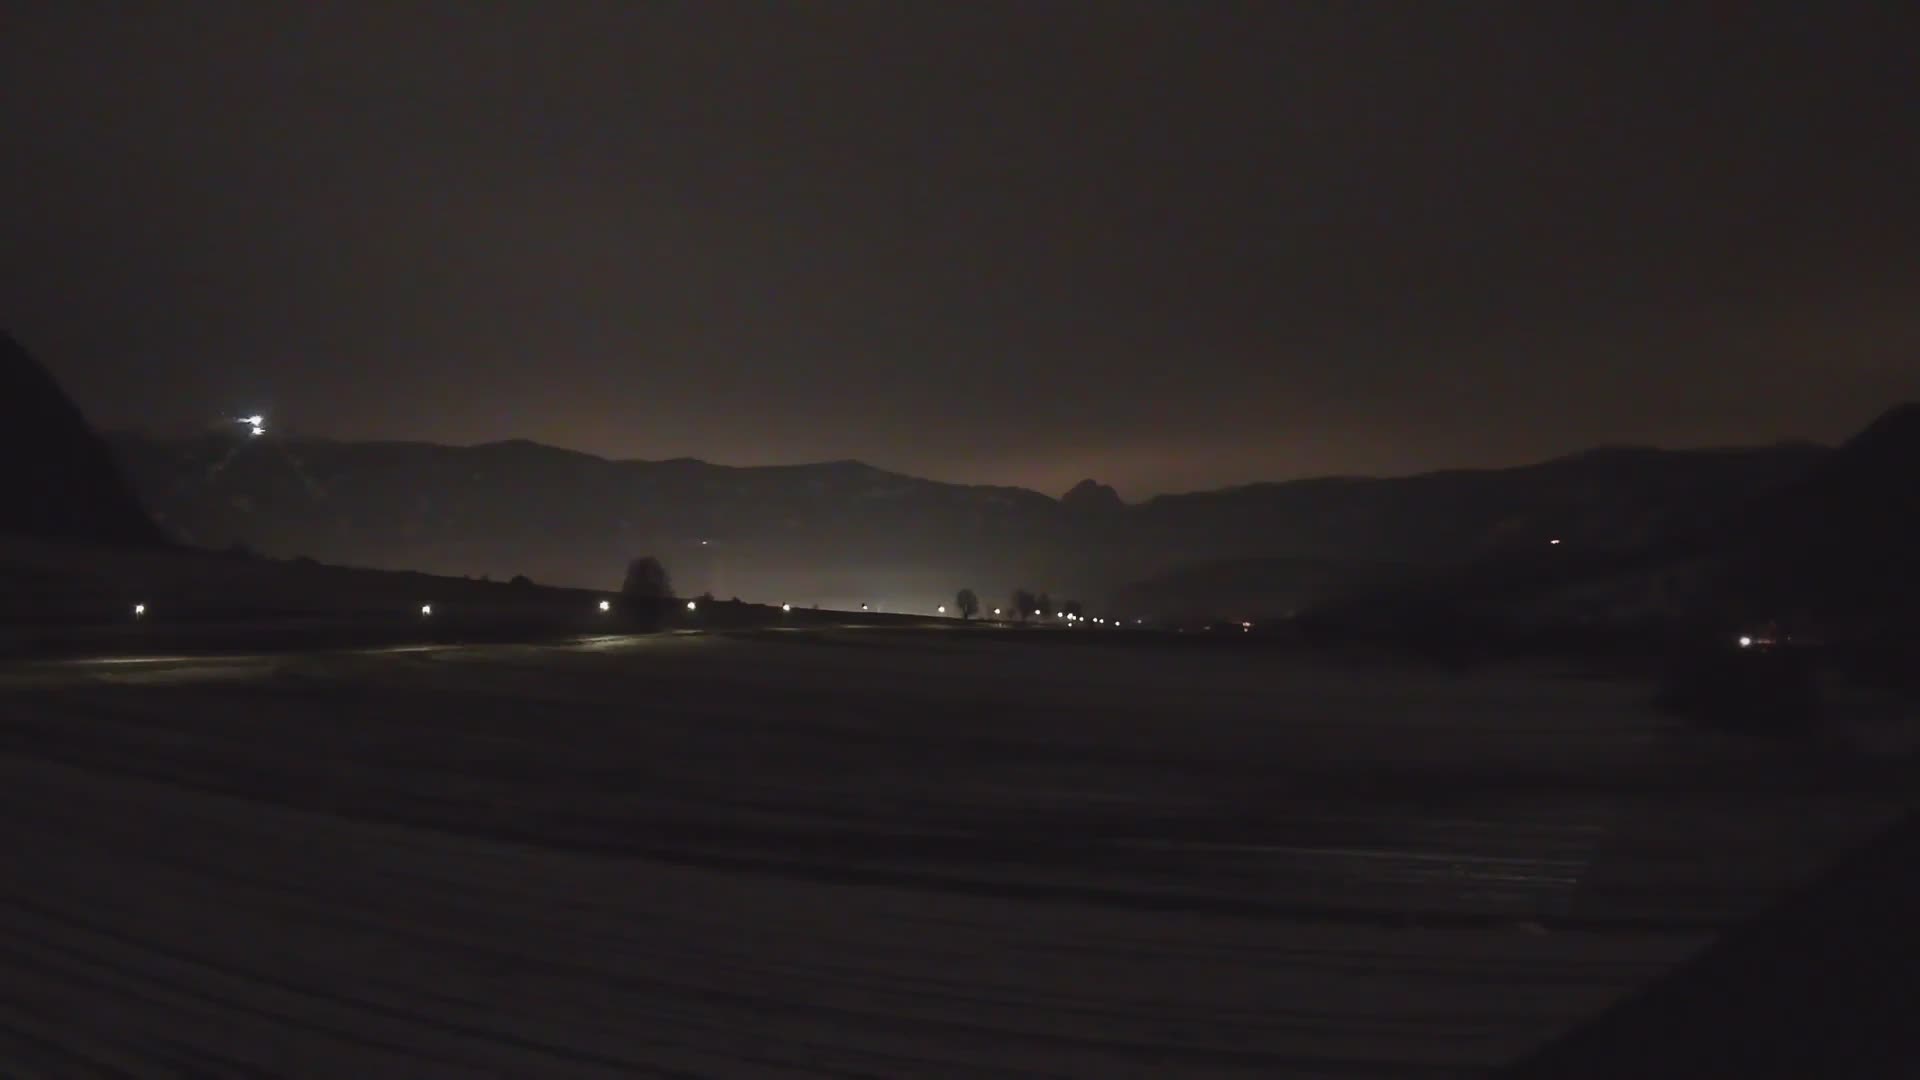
{"left": 3, "top": 2, "right": 1915, "bottom": 497}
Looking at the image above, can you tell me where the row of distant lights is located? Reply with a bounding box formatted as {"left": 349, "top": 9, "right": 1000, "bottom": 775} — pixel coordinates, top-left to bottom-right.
{"left": 133, "top": 598, "right": 1134, "bottom": 623}
{"left": 131, "top": 598, "right": 739, "bottom": 619}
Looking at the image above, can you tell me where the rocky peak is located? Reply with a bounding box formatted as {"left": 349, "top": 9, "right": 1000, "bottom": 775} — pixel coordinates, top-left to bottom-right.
{"left": 1061, "top": 478, "right": 1125, "bottom": 513}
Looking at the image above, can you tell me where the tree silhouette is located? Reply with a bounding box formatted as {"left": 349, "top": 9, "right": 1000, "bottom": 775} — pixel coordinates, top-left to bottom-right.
{"left": 1037, "top": 593, "right": 1054, "bottom": 619}
{"left": 1011, "top": 588, "right": 1037, "bottom": 622}
{"left": 621, "top": 556, "right": 672, "bottom": 602}
{"left": 1062, "top": 599, "right": 1084, "bottom": 619}
{"left": 955, "top": 588, "right": 980, "bottom": 621}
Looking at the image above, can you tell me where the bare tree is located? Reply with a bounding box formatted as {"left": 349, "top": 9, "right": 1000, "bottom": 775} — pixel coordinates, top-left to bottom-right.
{"left": 1011, "top": 588, "right": 1037, "bottom": 623}
{"left": 955, "top": 588, "right": 980, "bottom": 621}
{"left": 621, "top": 556, "right": 672, "bottom": 602}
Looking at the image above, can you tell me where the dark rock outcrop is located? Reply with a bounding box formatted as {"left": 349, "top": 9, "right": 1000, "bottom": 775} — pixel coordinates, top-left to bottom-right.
{"left": 1061, "top": 479, "right": 1125, "bottom": 514}
{"left": 0, "top": 331, "right": 164, "bottom": 546}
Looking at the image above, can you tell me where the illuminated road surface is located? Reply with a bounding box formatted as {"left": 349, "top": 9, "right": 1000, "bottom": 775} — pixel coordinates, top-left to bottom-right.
{"left": 0, "top": 632, "right": 1905, "bottom": 1076}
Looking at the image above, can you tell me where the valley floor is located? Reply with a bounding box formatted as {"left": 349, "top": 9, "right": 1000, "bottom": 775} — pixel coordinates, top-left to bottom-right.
{"left": 0, "top": 630, "right": 1907, "bottom": 1077}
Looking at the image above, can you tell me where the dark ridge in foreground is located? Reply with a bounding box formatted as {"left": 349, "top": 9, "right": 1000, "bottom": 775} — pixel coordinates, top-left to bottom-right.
{"left": 1506, "top": 805, "right": 1920, "bottom": 1077}
{"left": 0, "top": 331, "right": 164, "bottom": 547}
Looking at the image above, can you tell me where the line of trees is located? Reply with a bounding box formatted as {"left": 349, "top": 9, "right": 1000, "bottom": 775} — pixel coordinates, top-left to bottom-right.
{"left": 620, "top": 556, "right": 1093, "bottom": 628}
{"left": 998, "top": 588, "right": 1084, "bottom": 622}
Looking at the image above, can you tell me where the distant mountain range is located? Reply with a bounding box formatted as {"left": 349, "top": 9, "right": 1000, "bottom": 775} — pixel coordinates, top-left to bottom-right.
{"left": 105, "top": 427, "right": 1828, "bottom": 617}
{"left": 1315, "top": 403, "right": 1920, "bottom": 637}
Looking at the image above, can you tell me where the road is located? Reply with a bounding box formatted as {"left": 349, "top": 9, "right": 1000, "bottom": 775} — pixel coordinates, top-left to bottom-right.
{"left": 0, "top": 630, "right": 1906, "bottom": 1076}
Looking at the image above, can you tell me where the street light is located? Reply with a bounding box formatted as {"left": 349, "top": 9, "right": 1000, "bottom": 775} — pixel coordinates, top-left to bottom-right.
{"left": 132, "top": 603, "right": 146, "bottom": 619}
{"left": 1738, "top": 635, "right": 1753, "bottom": 648}
{"left": 782, "top": 603, "right": 792, "bottom": 612}
{"left": 598, "top": 599, "right": 611, "bottom": 612}
{"left": 937, "top": 605, "right": 946, "bottom": 614}
{"left": 686, "top": 600, "right": 698, "bottom": 611}
{"left": 420, "top": 604, "right": 433, "bottom": 617}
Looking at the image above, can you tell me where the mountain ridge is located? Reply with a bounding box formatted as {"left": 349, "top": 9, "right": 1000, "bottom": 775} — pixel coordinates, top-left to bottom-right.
{"left": 107, "top": 425, "right": 1832, "bottom": 614}
{"left": 108, "top": 427, "right": 1840, "bottom": 505}
{"left": 1, "top": 331, "right": 166, "bottom": 548}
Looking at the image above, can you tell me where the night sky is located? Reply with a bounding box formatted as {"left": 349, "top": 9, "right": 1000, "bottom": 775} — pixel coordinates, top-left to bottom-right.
{"left": 3, "top": 3, "right": 1914, "bottom": 497}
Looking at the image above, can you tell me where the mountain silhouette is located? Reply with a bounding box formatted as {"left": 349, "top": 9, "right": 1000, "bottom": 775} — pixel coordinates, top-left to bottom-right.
{"left": 1061, "top": 479, "right": 1125, "bottom": 514}
{"left": 109, "top": 427, "right": 1825, "bottom": 613}
{"left": 1715, "top": 402, "right": 1920, "bottom": 621}
{"left": 1311, "top": 404, "right": 1920, "bottom": 635}
{"left": 0, "top": 331, "right": 163, "bottom": 547}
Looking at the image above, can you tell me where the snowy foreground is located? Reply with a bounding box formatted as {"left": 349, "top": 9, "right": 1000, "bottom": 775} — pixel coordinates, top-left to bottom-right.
{"left": 0, "top": 630, "right": 1905, "bottom": 1077}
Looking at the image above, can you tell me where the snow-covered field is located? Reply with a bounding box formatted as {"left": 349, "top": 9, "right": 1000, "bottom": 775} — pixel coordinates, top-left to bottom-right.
{"left": 0, "top": 630, "right": 1906, "bottom": 1076}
